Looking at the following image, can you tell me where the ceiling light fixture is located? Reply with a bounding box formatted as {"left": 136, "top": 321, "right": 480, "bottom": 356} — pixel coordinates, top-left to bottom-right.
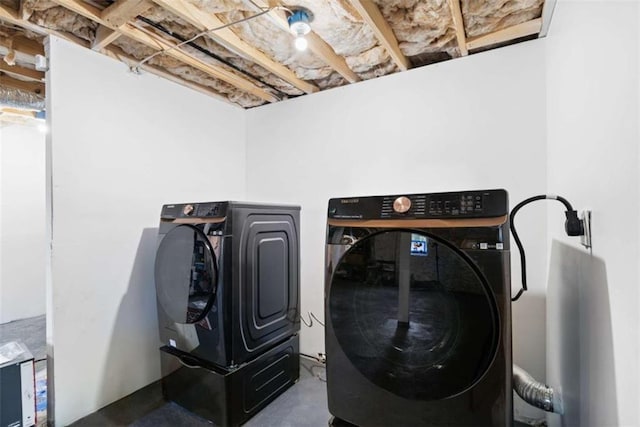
{"left": 288, "top": 9, "right": 312, "bottom": 52}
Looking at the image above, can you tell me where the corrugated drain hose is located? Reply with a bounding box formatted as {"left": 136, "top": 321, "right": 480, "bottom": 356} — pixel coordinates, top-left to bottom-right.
{"left": 513, "top": 365, "right": 563, "bottom": 414}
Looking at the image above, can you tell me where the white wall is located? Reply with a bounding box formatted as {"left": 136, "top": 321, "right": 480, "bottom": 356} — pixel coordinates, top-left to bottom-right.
{"left": 246, "top": 39, "right": 549, "bottom": 420}
{"left": 44, "top": 3, "right": 640, "bottom": 424}
{"left": 46, "top": 36, "right": 246, "bottom": 426}
{"left": 545, "top": 2, "right": 639, "bottom": 426}
{"left": 0, "top": 123, "right": 46, "bottom": 324}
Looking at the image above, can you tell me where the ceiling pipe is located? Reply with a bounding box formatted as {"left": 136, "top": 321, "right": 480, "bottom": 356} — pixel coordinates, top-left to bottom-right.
{"left": 0, "top": 86, "right": 45, "bottom": 111}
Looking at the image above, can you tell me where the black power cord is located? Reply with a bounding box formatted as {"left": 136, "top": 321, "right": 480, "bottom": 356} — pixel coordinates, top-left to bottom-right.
{"left": 511, "top": 194, "right": 584, "bottom": 301}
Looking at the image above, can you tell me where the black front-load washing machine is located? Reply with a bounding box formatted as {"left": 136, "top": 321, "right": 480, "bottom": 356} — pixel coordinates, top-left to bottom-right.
{"left": 154, "top": 201, "right": 301, "bottom": 426}
{"left": 325, "top": 189, "right": 512, "bottom": 427}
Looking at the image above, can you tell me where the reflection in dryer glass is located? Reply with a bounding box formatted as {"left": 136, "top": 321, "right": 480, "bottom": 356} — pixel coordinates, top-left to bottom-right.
{"left": 186, "top": 225, "right": 220, "bottom": 323}
{"left": 329, "top": 231, "right": 498, "bottom": 400}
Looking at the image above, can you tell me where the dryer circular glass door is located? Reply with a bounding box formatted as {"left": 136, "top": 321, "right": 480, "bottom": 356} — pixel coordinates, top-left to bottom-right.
{"left": 154, "top": 224, "right": 218, "bottom": 324}
{"left": 329, "top": 230, "right": 499, "bottom": 401}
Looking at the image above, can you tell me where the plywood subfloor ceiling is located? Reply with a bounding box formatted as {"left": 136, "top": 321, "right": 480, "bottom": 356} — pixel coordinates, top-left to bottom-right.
{"left": 0, "top": 0, "right": 555, "bottom": 109}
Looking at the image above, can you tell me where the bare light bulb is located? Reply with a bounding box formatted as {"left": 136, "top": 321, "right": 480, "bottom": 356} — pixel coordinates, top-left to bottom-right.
{"left": 294, "top": 36, "right": 308, "bottom": 51}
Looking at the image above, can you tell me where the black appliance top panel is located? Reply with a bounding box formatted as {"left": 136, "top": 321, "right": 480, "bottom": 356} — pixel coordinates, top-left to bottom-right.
{"left": 328, "top": 189, "right": 508, "bottom": 220}
{"left": 161, "top": 202, "right": 229, "bottom": 219}
{"left": 160, "top": 201, "right": 300, "bottom": 220}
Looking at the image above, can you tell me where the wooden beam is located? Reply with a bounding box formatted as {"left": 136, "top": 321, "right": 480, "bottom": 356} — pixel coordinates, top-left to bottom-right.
{"left": 151, "top": 0, "right": 319, "bottom": 94}
{"left": 0, "top": 73, "right": 45, "bottom": 95}
{"left": 19, "top": 0, "right": 29, "bottom": 20}
{"left": 101, "top": 0, "right": 153, "bottom": 28}
{"left": 539, "top": 0, "right": 557, "bottom": 38}
{"left": 0, "top": 3, "right": 46, "bottom": 35}
{"left": 92, "top": 25, "right": 121, "bottom": 51}
{"left": 467, "top": 18, "right": 542, "bottom": 50}
{"left": 94, "top": 1, "right": 153, "bottom": 50}
{"left": 103, "top": 45, "right": 237, "bottom": 107}
{"left": 121, "top": 23, "right": 278, "bottom": 102}
{"left": 250, "top": 0, "right": 360, "bottom": 83}
{"left": 51, "top": 0, "right": 277, "bottom": 103}
{"left": 0, "top": 3, "right": 90, "bottom": 47}
{"left": 447, "top": 0, "right": 468, "bottom": 56}
{"left": 349, "top": 0, "right": 409, "bottom": 71}
{"left": 1, "top": 107, "right": 37, "bottom": 117}
{"left": 0, "top": 62, "right": 44, "bottom": 81}
{"left": 0, "top": 35, "right": 44, "bottom": 57}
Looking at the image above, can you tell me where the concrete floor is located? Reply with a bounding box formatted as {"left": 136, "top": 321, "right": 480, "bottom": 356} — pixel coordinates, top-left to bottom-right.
{"left": 0, "top": 314, "right": 46, "bottom": 361}
{"left": 72, "top": 358, "right": 330, "bottom": 427}
{"left": 1, "top": 318, "right": 536, "bottom": 427}
{"left": 71, "top": 357, "right": 535, "bottom": 427}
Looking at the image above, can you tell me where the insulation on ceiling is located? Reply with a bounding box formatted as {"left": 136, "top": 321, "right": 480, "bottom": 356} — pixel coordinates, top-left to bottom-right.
{"left": 6, "top": 0, "right": 545, "bottom": 108}
{"left": 22, "top": 0, "right": 97, "bottom": 41}
{"left": 462, "top": 0, "right": 544, "bottom": 38}
{"left": 111, "top": 36, "right": 267, "bottom": 108}
{"left": 373, "top": 0, "right": 459, "bottom": 59}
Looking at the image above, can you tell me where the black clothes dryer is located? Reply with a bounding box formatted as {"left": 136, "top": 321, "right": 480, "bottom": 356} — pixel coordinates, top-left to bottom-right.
{"left": 325, "top": 190, "right": 512, "bottom": 427}
{"left": 154, "top": 201, "right": 301, "bottom": 426}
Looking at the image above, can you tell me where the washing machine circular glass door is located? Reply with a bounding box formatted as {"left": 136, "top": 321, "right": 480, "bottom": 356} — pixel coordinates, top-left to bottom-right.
{"left": 154, "top": 224, "right": 218, "bottom": 324}
{"left": 329, "top": 230, "right": 499, "bottom": 401}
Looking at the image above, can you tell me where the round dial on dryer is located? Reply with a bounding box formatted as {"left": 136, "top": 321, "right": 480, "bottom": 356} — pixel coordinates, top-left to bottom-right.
{"left": 183, "top": 204, "right": 194, "bottom": 216}
{"left": 393, "top": 196, "right": 412, "bottom": 213}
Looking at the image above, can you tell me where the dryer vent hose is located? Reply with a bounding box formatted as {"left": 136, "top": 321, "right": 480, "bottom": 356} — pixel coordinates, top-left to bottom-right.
{"left": 513, "top": 365, "right": 564, "bottom": 414}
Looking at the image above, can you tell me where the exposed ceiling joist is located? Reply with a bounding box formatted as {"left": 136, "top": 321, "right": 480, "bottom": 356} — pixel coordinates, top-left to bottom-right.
{"left": 92, "top": 1, "right": 154, "bottom": 50}
{"left": 18, "top": 0, "right": 28, "bottom": 21}
{"left": 92, "top": 26, "right": 121, "bottom": 51}
{"left": 0, "top": 35, "right": 44, "bottom": 57}
{"left": 120, "top": 24, "right": 278, "bottom": 102}
{"left": 0, "top": 3, "right": 92, "bottom": 47}
{"left": 0, "top": 62, "right": 44, "bottom": 81}
{"left": 1, "top": 3, "right": 47, "bottom": 36}
{"left": 0, "top": 73, "right": 45, "bottom": 96}
{"left": 467, "top": 18, "right": 542, "bottom": 50}
{"left": 51, "top": 0, "right": 278, "bottom": 103}
{"left": 539, "top": 0, "right": 557, "bottom": 38}
{"left": 304, "top": 32, "right": 361, "bottom": 83}
{"left": 151, "top": 0, "right": 318, "bottom": 94}
{"left": 101, "top": 0, "right": 153, "bottom": 28}
{"left": 1, "top": 107, "right": 36, "bottom": 117}
{"left": 349, "top": 0, "right": 410, "bottom": 71}
{"left": 447, "top": 0, "right": 468, "bottom": 56}
{"left": 250, "top": 0, "right": 361, "bottom": 84}
{"left": 1, "top": 0, "right": 555, "bottom": 109}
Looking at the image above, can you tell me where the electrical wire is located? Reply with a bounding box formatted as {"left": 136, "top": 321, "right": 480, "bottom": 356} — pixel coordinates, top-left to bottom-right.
{"left": 131, "top": 7, "right": 286, "bottom": 73}
{"left": 134, "top": 17, "right": 289, "bottom": 99}
{"left": 300, "top": 353, "right": 326, "bottom": 382}
{"left": 300, "top": 311, "right": 325, "bottom": 328}
{"left": 300, "top": 352, "right": 324, "bottom": 363}
{"left": 510, "top": 194, "right": 575, "bottom": 301}
{"left": 247, "top": 0, "right": 293, "bottom": 16}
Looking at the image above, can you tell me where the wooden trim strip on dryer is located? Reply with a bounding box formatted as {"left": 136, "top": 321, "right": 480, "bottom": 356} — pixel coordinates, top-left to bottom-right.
{"left": 327, "top": 215, "right": 508, "bottom": 229}
{"left": 163, "top": 217, "right": 227, "bottom": 224}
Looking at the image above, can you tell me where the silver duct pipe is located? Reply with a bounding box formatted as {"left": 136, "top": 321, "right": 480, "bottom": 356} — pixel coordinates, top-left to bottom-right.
{"left": 513, "top": 364, "right": 563, "bottom": 414}
{"left": 0, "top": 86, "right": 45, "bottom": 111}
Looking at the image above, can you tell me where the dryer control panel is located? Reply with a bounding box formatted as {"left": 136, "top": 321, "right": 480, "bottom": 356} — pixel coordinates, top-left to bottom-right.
{"left": 161, "top": 202, "right": 229, "bottom": 219}
{"left": 328, "top": 189, "right": 508, "bottom": 220}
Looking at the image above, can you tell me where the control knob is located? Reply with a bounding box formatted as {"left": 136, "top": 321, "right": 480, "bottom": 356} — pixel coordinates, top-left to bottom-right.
{"left": 393, "top": 196, "right": 411, "bottom": 214}
{"left": 183, "top": 204, "right": 194, "bottom": 216}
